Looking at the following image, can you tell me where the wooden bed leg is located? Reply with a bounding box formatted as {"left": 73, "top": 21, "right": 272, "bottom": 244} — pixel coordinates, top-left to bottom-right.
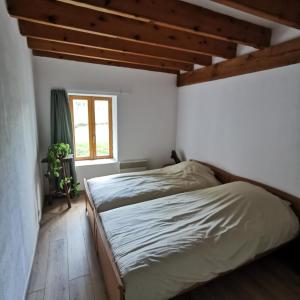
{"left": 85, "top": 200, "right": 88, "bottom": 213}
{"left": 85, "top": 189, "right": 88, "bottom": 212}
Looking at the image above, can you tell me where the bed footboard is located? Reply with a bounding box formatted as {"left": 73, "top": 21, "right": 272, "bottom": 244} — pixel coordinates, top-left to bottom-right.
{"left": 84, "top": 179, "right": 97, "bottom": 241}
{"left": 84, "top": 178, "right": 125, "bottom": 300}
{"left": 95, "top": 213, "right": 125, "bottom": 300}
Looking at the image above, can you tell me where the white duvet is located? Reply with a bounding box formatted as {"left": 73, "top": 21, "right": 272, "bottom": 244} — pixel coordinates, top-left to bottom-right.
{"left": 101, "top": 182, "right": 299, "bottom": 300}
{"left": 87, "top": 161, "right": 220, "bottom": 212}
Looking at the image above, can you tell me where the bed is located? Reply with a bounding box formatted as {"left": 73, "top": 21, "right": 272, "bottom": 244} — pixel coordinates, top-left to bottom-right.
{"left": 84, "top": 161, "right": 300, "bottom": 300}
{"left": 86, "top": 160, "right": 220, "bottom": 212}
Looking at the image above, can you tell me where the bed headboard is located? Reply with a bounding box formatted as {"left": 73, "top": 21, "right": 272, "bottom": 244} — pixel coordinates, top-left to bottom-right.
{"left": 194, "top": 160, "right": 300, "bottom": 219}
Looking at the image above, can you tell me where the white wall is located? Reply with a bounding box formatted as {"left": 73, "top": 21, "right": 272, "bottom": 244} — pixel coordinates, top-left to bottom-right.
{"left": 176, "top": 1, "right": 300, "bottom": 198}
{"left": 0, "top": 2, "right": 42, "bottom": 299}
{"left": 33, "top": 57, "right": 177, "bottom": 185}
{"left": 75, "top": 160, "right": 120, "bottom": 189}
{"left": 176, "top": 63, "right": 300, "bottom": 197}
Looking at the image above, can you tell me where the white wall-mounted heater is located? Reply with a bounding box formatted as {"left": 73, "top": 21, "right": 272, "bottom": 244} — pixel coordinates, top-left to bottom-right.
{"left": 119, "top": 160, "right": 148, "bottom": 173}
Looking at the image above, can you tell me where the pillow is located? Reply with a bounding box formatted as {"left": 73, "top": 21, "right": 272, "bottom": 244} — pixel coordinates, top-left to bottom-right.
{"left": 162, "top": 160, "right": 220, "bottom": 185}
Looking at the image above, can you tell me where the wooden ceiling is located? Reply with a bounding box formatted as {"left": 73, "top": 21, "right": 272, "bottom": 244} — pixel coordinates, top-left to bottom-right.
{"left": 6, "top": 0, "right": 300, "bottom": 86}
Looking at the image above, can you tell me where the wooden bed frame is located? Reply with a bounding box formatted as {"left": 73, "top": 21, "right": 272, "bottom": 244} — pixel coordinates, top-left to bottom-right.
{"left": 84, "top": 161, "right": 300, "bottom": 300}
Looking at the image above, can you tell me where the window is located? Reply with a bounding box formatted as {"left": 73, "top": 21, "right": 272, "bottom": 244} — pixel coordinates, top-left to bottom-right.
{"left": 69, "top": 95, "right": 113, "bottom": 160}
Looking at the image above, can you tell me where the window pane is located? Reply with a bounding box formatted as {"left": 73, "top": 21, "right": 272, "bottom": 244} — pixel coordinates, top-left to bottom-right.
{"left": 95, "top": 100, "right": 110, "bottom": 156}
{"left": 73, "top": 99, "right": 90, "bottom": 158}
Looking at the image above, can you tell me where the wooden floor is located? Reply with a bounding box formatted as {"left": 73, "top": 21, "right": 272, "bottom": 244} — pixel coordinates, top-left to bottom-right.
{"left": 27, "top": 194, "right": 300, "bottom": 300}
{"left": 27, "top": 195, "right": 107, "bottom": 300}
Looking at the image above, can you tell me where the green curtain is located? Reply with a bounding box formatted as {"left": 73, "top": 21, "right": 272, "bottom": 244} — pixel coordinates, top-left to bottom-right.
{"left": 50, "top": 89, "right": 77, "bottom": 181}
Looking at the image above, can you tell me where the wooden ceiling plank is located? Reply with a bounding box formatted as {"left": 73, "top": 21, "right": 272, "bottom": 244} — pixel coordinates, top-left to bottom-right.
{"left": 32, "top": 49, "right": 179, "bottom": 74}
{"left": 177, "top": 36, "right": 300, "bottom": 86}
{"left": 27, "top": 37, "right": 193, "bottom": 71}
{"left": 6, "top": 0, "right": 236, "bottom": 58}
{"left": 19, "top": 21, "right": 212, "bottom": 66}
{"left": 213, "top": 0, "right": 300, "bottom": 29}
{"left": 59, "top": 0, "right": 271, "bottom": 48}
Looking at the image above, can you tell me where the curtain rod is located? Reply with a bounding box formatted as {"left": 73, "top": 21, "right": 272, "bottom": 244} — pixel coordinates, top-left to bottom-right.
{"left": 67, "top": 89, "right": 130, "bottom": 96}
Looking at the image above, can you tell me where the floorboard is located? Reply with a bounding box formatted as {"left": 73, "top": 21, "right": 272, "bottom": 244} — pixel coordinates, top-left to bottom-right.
{"left": 27, "top": 195, "right": 300, "bottom": 300}
{"left": 27, "top": 289, "right": 44, "bottom": 300}
{"left": 44, "top": 239, "right": 69, "bottom": 300}
{"left": 67, "top": 206, "right": 90, "bottom": 280}
{"left": 27, "top": 228, "right": 50, "bottom": 293}
{"left": 69, "top": 275, "right": 94, "bottom": 300}
{"left": 81, "top": 213, "right": 108, "bottom": 299}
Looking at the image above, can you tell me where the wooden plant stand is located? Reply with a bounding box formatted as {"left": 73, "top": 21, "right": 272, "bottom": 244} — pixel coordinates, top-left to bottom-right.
{"left": 42, "top": 154, "right": 73, "bottom": 209}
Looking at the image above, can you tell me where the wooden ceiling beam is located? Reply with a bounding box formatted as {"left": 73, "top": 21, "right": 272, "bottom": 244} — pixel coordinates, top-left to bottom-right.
{"left": 177, "top": 36, "right": 300, "bottom": 87}
{"left": 32, "top": 50, "right": 179, "bottom": 74}
{"left": 19, "top": 21, "right": 212, "bottom": 66}
{"left": 27, "top": 37, "right": 193, "bottom": 71}
{"left": 59, "top": 0, "right": 271, "bottom": 48}
{"left": 213, "top": 0, "right": 300, "bottom": 29}
{"left": 7, "top": 0, "right": 236, "bottom": 58}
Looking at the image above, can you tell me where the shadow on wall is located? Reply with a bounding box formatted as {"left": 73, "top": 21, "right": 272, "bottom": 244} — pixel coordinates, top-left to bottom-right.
{"left": 178, "top": 151, "right": 187, "bottom": 161}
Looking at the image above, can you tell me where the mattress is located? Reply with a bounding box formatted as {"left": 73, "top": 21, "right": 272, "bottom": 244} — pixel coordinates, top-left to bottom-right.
{"left": 87, "top": 161, "right": 220, "bottom": 212}
{"left": 101, "top": 182, "right": 299, "bottom": 300}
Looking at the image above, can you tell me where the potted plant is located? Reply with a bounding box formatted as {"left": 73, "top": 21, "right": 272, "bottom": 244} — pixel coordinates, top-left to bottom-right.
{"left": 47, "top": 143, "right": 80, "bottom": 199}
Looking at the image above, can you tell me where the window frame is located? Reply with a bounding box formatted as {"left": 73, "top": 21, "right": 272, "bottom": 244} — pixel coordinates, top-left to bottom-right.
{"left": 69, "top": 94, "right": 113, "bottom": 161}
